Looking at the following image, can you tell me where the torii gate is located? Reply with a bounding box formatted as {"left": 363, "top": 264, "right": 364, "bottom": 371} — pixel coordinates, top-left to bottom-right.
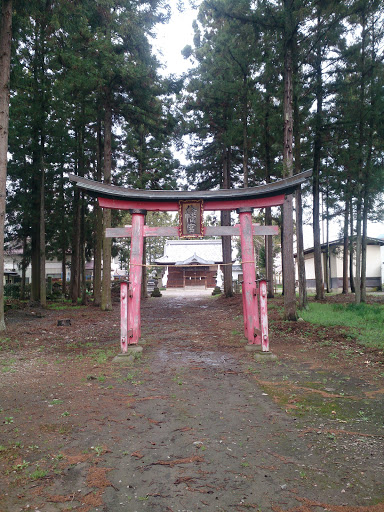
{"left": 70, "top": 171, "right": 311, "bottom": 355}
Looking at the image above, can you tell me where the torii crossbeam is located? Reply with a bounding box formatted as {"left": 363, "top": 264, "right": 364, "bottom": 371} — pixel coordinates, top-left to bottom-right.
{"left": 70, "top": 171, "right": 311, "bottom": 354}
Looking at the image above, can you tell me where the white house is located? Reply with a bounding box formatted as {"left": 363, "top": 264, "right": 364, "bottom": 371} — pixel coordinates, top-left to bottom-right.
{"left": 4, "top": 243, "right": 125, "bottom": 285}
{"left": 295, "top": 237, "right": 384, "bottom": 291}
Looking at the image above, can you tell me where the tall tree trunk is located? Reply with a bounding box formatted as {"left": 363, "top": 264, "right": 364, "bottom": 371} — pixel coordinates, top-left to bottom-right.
{"left": 282, "top": 4, "right": 296, "bottom": 320}
{"left": 70, "top": 129, "right": 81, "bottom": 303}
{"left": 342, "top": 197, "right": 349, "bottom": 294}
{"left": 0, "top": 0, "right": 13, "bottom": 329}
{"left": 39, "top": 156, "right": 46, "bottom": 307}
{"left": 355, "top": 197, "right": 362, "bottom": 304}
{"left": 61, "top": 249, "right": 66, "bottom": 296}
{"left": 265, "top": 207, "right": 274, "bottom": 298}
{"left": 361, "top": 198, "right": 368, "bottom": 302}
{"left": 264, "top": 88, "right": 274, "bottom": 298}
{"left": 101, "top": 95, "right": 112, "bottom": 311}
{"left": 355, "top": 11, "right": 367, "bottom": 305}
{"left": 31, "top": 148, "right": 45, "bottom": 303}
{"left": 325, "top": 179, "right": 330, "bottom": 293}
{"left": 21, "top": 237, "right": 27, "bottom": 300}
{"left": 30, "top": 14, "right": 49, "bottom": 306}
{"left": 70, "top": 183, "right": 81, "bottom": 303}
{"left": 295, "top": 187, "right": 307, "bottom": 309}
{"left": 59, "top": 168, "right": 67, "bottom": 297}
{"left": 93, "top": 116, "right": 103, "bottom": 306}
{"left": 312, "top": 12, "right": 325, "bottom": 301}
{"left": 81, "top": 196, "right": 87, "bottom": 305}
{"left": 293, "top": 37, "right": 307, "bottom": 310}
{"left": 361, "top": 19, "right": 376, "bottom": 303}
{"left": 221, "top": 146, "right": 233, "bottom": 298}
{"left": 349, "top": 199, "right": 355, "bottom": 293}
{"left": 242, "top": 76, "right": 249, "bottom": 188}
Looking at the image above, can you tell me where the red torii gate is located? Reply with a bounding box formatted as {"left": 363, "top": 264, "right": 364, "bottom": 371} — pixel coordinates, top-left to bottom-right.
{"left": 70, "top": 171, "right": 311, "bottom": 355}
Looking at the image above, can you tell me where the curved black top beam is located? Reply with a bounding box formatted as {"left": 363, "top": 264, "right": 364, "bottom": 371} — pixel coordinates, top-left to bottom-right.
{"left": 69, "top": 170, "right": 312, "bottom": 202}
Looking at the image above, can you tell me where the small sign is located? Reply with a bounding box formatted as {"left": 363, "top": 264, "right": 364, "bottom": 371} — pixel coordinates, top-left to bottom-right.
{"left": 179, "top": 200, "right": 204, "bottom": 238}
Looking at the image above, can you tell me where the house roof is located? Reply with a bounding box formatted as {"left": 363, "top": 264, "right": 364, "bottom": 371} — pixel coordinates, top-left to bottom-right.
{"left": 156, "top": 240, "right": 224, "bottom": 265}
{"left": 299, "top": 237, "right": 384, "bottom": 256}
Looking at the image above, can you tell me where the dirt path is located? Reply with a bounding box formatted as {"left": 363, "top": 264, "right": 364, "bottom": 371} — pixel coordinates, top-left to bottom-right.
{"left": 0, "top": 291, "right": 383, "bottom": 512}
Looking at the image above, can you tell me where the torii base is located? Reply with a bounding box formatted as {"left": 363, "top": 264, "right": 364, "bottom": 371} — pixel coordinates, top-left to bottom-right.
{"left": 245, "top": 344, "right": 262, "bottom": 352}
{"left": 253, "top": 351, "right": 277, "bottom": 362}
{"left": 113, "top": 345, "right": 143, "bottom": 363}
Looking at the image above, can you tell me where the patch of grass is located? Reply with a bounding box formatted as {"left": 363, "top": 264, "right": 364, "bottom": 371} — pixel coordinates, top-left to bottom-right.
{"left": 91, "top": 445, "right": 104, "bottom": 457}
{"left": 49, "top": 399, "right": 64, "bottom": 405}
{"left": 13, "top": 460, "right": 29, "bottom": 471}
{"left": 172, "top": 375, "right": 183, "bottom": 386}
{"left": 46, "top": 301, "right": 85, "bottom": 311}
{"left": 92, "top": 348, "right": 115, "bottom": 364}
{"left": 29, "top": 467, "right": 48, "bottom": 480}
{"left": 300, "top": 302, "right": 384, "bottom": 349}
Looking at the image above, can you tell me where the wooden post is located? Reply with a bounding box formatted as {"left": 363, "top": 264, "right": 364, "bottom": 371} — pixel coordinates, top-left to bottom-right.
{"left": 259, "top": 280, "right": 269, "bottom": 352}
{"left": 239, "top": 208, "right": 260, "bottom": 345}
{"left": 127, "top": 210, "right": 146, "bottom": 344}
{"left": 120, "top": 281, "right": 128, "bottom": 352}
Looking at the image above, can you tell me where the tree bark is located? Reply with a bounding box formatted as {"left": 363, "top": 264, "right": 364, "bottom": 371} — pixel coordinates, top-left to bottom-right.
{"left": 361, "top": 17, "right": 376, "bottom": 303}
{"left": 93, "top": 116, "right": 103, "bottom": 306}
{"left": 312, "top": 12, "right": 325, "bottom": 301}
{"left": 30, "top": 13, "right": 49, "bottom": 306}
{"left": 39, "top": 156, "right": 46, "bottom": 307}
{"left": 101, "top": 95, "right": 112, "bottom": 311}
{"left": 61, "top": 248, "right": 66, "bottom": 297}
{"left": 21, "top": 237, "right": 27, "bottom": 300}
{"left": 70, "top": 127, "right": 81, "bottom": 303}
{"left": 293, "top": 37, "right": 307, "bottom": 310}
{"left": 221, "top": 146, "right": 233, "bottom": 298}
{"left": 0, "top": 0, "right": 13, "bottom": 330}
{"left": 265, "top": 207, "right": 274, "bottom": 298}
{"left": 295, "top": 187, "right": 307, "bottom": 309}
{"left": 242, "top": 76, "right": 249, "bottom": 188}
{"left": 342, "top": 197, "right": 349, "bottom": 294}
{"left": 349, "top": 199, "right": 355, "bottom": 293}
{"left": 282, "top": 4, "right": 296, "bottom": 320}
{"left": 81, "top": 196, "right": 87, "bottom": 305}
{"left": 59, "top": 169, "right": 67, "bottom": 297}
{"left": 70, "top": 183, "right": 81, "bottom": 303}
{"left": 361, "top": 198, "right": 368, "bottom": 302}
{"left": 355, "top": 11, "right": 367, "bottom": 305}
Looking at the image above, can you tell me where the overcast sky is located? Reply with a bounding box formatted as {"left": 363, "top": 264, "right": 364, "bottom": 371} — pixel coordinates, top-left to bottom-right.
{"left": 152, "top": 2, "right": 384, "bottom": 243}
{"left": 152, "top": 2, "right": 199, "bottom": 76}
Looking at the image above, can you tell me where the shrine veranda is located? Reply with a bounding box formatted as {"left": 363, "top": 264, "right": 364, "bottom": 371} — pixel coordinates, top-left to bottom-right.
{"left": 70, "top": 171, "right": 311, "bottom": 356}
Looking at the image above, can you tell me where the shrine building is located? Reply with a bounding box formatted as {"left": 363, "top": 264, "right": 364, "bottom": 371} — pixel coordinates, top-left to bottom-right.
{"left": 155, "top": 239, "right": 231, "bottom": 289}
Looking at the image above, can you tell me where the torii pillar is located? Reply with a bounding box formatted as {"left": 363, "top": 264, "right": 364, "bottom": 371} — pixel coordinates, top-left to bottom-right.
{"left": 238, "top": 207, "right": 260, "bottom": 346}
{"left": 120, "top": 209, "right": 146, "bottom": 352}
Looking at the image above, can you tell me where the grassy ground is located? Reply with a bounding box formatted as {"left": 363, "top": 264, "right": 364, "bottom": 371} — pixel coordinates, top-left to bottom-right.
{"left": 299, "top": 301, "right": 384, "bottom": 350}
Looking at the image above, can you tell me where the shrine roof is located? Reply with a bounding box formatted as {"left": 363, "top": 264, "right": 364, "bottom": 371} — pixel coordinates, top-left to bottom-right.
{"left": 69, "top": 171, "right": 311, "bottom": 203}
{"left": 156, "top": 240, "right": 224, "bottom": 265}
